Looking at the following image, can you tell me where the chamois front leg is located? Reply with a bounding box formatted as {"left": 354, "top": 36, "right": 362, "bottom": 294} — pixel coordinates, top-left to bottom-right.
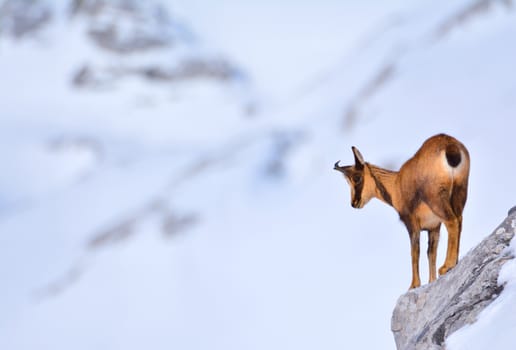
{"left": 439, "top": 217, "right": 461, "bottom": 276}
{"left": 402, "top": 217, "right": 422, "bottom": 289}
{"left": 408, "top": 229, "right": 421, "bottom": 289}
{"left": 427, "top": 226, "right": 440, "bottom": 283}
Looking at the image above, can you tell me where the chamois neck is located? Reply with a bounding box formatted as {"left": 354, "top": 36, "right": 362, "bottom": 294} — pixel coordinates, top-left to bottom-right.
{"left": 366, "top": 164, "right": 399, "bottom": 208}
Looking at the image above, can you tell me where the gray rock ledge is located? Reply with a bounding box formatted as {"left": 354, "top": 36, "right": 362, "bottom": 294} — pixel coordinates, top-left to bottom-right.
{"left": 391, "top": 210, "right": 516, "bottom": 350}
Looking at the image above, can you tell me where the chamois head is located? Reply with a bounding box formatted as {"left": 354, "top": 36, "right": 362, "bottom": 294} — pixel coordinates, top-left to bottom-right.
{"left": 334, "top": 146, "right": 375, "bottom": 209}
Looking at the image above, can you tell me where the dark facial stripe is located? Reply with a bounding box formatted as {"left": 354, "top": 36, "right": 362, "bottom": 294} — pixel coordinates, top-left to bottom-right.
{"left": 353, "top": 175, "right": 364, "bottom": 207}
{"left": 367, "top": 165, "right": 393, "bottom": 206}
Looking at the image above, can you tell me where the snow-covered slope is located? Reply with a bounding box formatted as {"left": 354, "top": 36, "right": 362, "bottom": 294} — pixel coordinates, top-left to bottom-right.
{"left": 0, "top": 0, "right": 515, "bottom": 349}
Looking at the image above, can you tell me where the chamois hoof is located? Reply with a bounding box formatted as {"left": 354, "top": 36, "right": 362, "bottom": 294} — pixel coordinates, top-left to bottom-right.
{"left": 408, "top": 281, "right": 421, "bottom": 290}
{"left": 438, "top": 265, "right": 451, "bottom": 276}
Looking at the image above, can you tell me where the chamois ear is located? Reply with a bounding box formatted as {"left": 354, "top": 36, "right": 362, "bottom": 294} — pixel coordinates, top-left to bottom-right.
{"left": 352, "top": 146, "right": 365, "bottom": 169}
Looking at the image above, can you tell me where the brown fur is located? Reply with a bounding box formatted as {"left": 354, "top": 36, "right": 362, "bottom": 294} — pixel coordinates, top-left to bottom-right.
{"left": 334, "top": 134, "right": 470, "bottom": 289}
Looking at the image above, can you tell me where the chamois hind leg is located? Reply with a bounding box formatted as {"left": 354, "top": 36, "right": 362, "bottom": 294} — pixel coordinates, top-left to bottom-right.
{"left": 427, "top": 225, "right": 440, "bottom": 283}
{"left": 439, "top": 217, "right": 461, "bottom": 276}
{"left": 424, "top": 189, "right": 460, "bottom": 276}
{"left": 457, "top": 215, "right": 463, "bottom": 252}
{"left": 440, "top": 182, "right": 466, "bottom": 275}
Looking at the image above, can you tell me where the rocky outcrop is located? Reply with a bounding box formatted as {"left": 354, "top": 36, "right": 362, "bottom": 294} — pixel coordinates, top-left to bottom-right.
{"left": 391, "top": 208, "right": 516, "bottom": 350}
{"left": 72, "top": 59, "right": 238, "bottom": 87}
{"left": 70, "top": 0, "right": 179, "bottom": 54}
{"left": 68, "top": 0, "right": 242, "bottom": 87}
{"left": 0, "top": 0, "right": 242, "bottom": 87}
{"left": 0, "top": 0, "right": 52, "bottom": 38}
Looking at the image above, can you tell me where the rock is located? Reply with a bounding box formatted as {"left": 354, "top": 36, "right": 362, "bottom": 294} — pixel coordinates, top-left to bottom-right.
{"left": 68, "top": 0, "right": 243, "bottom": 88}
{"left": 0, "top": 0, "right": 52, "bottom": 39}
{"left": 71, "top": 0, "right": 179, "bottom": 54}
{"left": 138, "top": 59, "right": 238, "bottom": 82}
{"left": 391, "top": 210, "right": 516, "bottom": 350}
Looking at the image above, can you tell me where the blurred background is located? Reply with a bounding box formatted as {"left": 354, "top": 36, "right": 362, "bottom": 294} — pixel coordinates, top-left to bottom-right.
{"left": 0, "top": 0, "right": 515, "bottom": 349}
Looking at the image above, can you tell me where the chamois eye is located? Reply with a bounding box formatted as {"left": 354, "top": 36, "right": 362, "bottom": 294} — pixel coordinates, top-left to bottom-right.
{"left": 353, "top": 174, "right": 362, "bottom": 183}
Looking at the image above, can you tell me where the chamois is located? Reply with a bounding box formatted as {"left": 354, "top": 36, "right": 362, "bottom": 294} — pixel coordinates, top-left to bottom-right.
{"left": 334, "top": 134, "right": 470, "bottom": 289}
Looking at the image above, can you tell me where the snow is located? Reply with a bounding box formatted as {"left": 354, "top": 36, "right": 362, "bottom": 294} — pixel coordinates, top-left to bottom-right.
{"left": 447, "top": 223, "right": 516, "bottom": 350}
{"left": 168, "top": 0, "right": 408, "bottom": 102}
{"left": 0, "top": 1, "right": 516, "bottom": 349}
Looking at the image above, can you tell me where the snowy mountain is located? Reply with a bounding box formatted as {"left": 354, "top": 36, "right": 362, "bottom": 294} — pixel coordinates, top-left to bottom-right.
{"left": 0, "top": 0, "right": 515, "bottom": 349}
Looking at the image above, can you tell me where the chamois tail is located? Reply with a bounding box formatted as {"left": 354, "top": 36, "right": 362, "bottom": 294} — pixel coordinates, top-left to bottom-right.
{"left": 445, "top": 144, "right": 461, "bottom": 168}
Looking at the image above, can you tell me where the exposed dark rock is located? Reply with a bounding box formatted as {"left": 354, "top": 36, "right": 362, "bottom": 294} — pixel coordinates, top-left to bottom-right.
{"left": 67, "top": 0, "right": 243, "bottom": 88}
{"left": 391, "top": 210, "right": 516, "bottom": 349}
{"left": 33, "top": 264, "right": 84, "bottom": 300}
{"left": 0, "top": 0, "right": 52, "bottom": 38}
{"left": 70, "top": 0, "right": 126, "bottom": 17}
{"left": 72, "top": 65, "right": 96, "bottom": 86}
{"left": 87, "top": 26, "right": 169, "bottom": 53}
{"left": 138, "top": 59, "right": 238, "bottom": 82}
{"left": 161, "top": 212, "right": 198, "bottom": 237}
{"left": 435, "top": 0, "right": 513, "bottom": 39}
{"left": 88, "top": 218, "right": 137, "bottom": 249}
{"left": 70, "top": 0, "right": 176, "bottom": 54}
{"left": 72, "top": 58, "right": 240, "bottom": 88}
{"left": 263, "top": 131, "right": 304, "bottom": 178}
